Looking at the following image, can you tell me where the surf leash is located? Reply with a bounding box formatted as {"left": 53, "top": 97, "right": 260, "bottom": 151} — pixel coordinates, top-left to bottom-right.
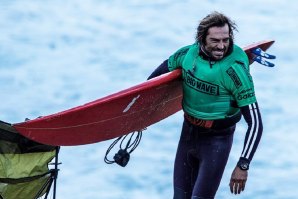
{"left": 251, "top": 47, "right": 276, "bottom": 67}
{"left": 104, "top": 129, "right": 144, "bottom": 167}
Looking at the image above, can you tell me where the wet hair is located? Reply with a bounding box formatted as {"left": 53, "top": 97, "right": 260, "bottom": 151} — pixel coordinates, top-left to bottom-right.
{"left": 195, "top": 11, "right": 237, "bottom": 46}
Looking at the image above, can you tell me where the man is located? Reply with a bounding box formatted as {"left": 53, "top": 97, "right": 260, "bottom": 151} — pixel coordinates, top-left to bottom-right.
{"left": 148, "top": 12, "right": 263, "bottom": 199}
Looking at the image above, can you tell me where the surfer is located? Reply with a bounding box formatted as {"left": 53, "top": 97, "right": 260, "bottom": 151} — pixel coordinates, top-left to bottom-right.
{"left": 148, "top": 12, "right": 263, "bottom": 198}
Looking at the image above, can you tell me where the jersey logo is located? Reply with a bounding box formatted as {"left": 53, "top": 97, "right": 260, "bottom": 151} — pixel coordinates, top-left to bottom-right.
{"left": 226, "top": 67, "right": 242, "bottom": 88}
{"left": 184, "top": 70, "right": 219, "bottom": 96}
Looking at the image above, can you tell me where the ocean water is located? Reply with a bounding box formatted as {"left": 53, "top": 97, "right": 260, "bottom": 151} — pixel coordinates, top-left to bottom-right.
{"left": 1, "top": 0, "right": 297, "bottom": 198}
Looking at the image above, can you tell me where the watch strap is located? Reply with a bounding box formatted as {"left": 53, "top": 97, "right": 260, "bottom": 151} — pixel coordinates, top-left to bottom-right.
{"left": 237, "top": 157, "right": 250, "bottom": 171}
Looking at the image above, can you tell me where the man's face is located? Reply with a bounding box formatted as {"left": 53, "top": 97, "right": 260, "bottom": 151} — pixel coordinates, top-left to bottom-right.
{"left": 204, "top": 24, "right": 230, "bottom": 60}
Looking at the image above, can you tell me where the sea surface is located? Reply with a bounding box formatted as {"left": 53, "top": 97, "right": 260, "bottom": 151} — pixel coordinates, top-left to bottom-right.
{"left": 1, "top": 0, "right": 297, "bottom": 198}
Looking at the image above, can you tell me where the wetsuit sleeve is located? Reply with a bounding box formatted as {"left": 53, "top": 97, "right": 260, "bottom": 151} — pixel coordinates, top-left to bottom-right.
{"left": 147, "top": 59, "right": 170, "bottom": 80}
{"left": 238, "top": 102, "right": 263, "bottom": 166}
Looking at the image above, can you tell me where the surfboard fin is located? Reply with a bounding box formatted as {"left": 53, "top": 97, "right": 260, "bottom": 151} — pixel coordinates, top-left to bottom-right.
{"left": 251, "top": 47, "right": 276, "bottom": 67}
{"left": 253, "top": 56, "right": 275, "bottom": 67}
{"left": 252, "top": 48, "right": 276, "bottom": 59}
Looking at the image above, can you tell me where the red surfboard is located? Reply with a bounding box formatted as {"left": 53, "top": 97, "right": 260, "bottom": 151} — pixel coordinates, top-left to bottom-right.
{"left": 13, "top": 40, "right": 275, "bottom": 146}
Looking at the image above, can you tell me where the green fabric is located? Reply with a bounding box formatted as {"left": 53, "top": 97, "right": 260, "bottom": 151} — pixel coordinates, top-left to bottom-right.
{"left": 0, "top": 175, "right": 50, "bottom": 199}
{"left": 168, "top": 43, "right": 256, "bottom": 120}
{"left": 0, "top": 138, "right": 56, "bottom": 199}
{"left": 0, "top": 145, "right": 55, "bottom": 179}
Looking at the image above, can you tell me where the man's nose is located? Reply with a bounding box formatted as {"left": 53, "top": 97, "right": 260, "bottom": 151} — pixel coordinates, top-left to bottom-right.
{"left": 217, "top": 41, "right": 224, "bottom": 49}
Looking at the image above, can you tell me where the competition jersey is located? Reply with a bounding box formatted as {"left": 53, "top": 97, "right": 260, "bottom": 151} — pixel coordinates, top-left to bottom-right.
{"left": 168, "top": 43, "right": 257, "bottom": 120}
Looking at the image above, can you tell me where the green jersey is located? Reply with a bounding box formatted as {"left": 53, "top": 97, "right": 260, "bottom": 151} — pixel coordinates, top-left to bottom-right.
{"left": 168, "top": 43, "right": 256, "bottom": 120}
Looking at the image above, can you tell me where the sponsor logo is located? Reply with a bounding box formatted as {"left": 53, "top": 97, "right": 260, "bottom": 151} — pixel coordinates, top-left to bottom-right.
{"left": 238, "top": 88, "right": 253, "bottom": 95}
{"left": 237, "top": 92, "right": 255, "bottom": 100}
{"left": 237, "top": 88, "right": 255, "bottom": 100}
{"left": 184, "top": 71, "right": 219, "bottom": 96}
{"left": 226, "top": 67, "right": 242, "bottom": 88}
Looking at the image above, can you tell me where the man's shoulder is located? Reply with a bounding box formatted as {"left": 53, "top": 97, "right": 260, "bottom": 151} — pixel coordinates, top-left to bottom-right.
{"left": 170, "top": 43, "right": 196, "bottom": 62}
{"left": 220, "top": 44, "right": 249, "bottom": 71}
{"left": 233, "top": 44, "right": 248, "bottom": 59}
{"left": 168, "top": 43, "right": 196, "bottom": 71}
{"left": 174, "top": 43, "right": 196, "bottom": 55}
{"left": 228, "top": 44, "right": 249, "bottom": 65}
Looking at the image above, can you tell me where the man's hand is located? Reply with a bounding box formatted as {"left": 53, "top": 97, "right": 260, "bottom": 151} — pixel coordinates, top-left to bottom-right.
{"left": 229, "top": 166, "right": 248, "bottom": 194}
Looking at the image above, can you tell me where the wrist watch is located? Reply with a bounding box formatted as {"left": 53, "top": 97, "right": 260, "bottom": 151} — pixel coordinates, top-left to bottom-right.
{"left": 237, "top": 160, "right": 249, "bottom": 171}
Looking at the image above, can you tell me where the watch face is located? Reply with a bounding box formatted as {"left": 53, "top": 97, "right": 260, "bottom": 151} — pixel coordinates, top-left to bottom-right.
{"left": 238, "top": 160, "right": 249, "bottom": 170}
{"left": 240, "top": 162, "right": 249, "bottom": 170}
{"left": 241, "top": 163, "right": 248, "bottom": 170}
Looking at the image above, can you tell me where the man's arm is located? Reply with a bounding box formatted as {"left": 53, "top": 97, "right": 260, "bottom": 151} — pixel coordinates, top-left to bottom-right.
{"left": 230, "top": 102, "right": 263, "bottom": 194}
{"left": 147, "top": 59, "right": 170, "bottom": 80}
{"left": 239, "top": 102, "right": 263, "bottom": 164}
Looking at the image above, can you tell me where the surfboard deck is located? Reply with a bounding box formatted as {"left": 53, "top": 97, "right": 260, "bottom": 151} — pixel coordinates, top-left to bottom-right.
{"left": 13, "top": 40, "right": 275, "bottom": 146}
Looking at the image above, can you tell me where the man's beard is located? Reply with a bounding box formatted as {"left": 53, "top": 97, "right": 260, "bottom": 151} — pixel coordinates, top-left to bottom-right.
{"left": 200, "top": 40, "right": 234, "bottom": 61}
